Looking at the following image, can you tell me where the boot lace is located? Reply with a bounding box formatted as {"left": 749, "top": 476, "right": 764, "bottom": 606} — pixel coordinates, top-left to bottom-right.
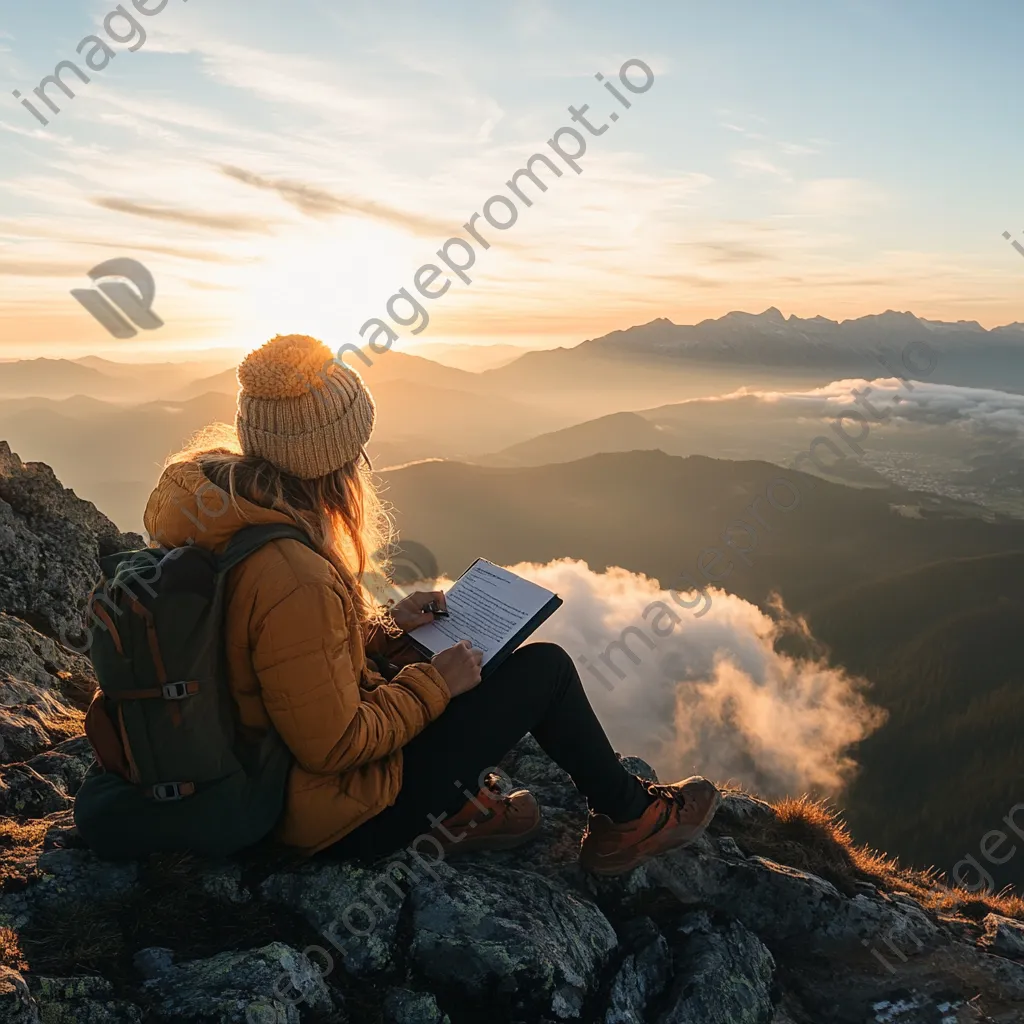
{"left": 647, "top": 782, "right": 687, "bottom": 808}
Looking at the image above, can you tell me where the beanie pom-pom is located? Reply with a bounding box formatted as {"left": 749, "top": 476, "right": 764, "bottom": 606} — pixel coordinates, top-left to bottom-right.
{"left": 237, "top": 334, "right": 337, "bottom": 399}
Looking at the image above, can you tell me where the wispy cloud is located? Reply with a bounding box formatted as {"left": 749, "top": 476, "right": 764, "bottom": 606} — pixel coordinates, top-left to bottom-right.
{"left": 0, "top": 259, "right": 83, "bottom": 278}
{"left": 83, "top": 240, "right": 258, "bottom": 264}
{"left": 794, "top": 178, "right": 887, "bottom": 216}
{"left": 732, "top": 150, "right": 793, "bottom": 181}
{"left": 686, "top": 241, "right": 781, "bottom": 265}
{"left": 219, "top": 165, "right": 453, "bottom": 236}
{"left": 91, "top": 197, "right": 277, "bottom": 234}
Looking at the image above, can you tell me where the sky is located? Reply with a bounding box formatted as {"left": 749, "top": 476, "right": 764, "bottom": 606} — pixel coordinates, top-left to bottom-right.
{"left": 1, "top": 0, "right": 1022, "bottom": 361}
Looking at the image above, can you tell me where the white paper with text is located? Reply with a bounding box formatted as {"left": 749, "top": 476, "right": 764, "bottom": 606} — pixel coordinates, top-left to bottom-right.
{"left": 408, "top": 560, "right": 556, "bottom": 665}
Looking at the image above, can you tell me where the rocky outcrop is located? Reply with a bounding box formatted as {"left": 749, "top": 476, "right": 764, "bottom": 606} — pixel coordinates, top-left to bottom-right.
{"left": 0, "top": 730, "right": 1023, "bottom": 1022}
{"left": 0, "top": 614, "right": 94, "bottom": 697}
{"left": 0, "top": 442, "right": 141, "bottom": 641}
{"left": 0, "top": 442, "right": 1022, "bottom": 1022}
{"left": 981, "top": 915, "right": 1024, "bottom": 959}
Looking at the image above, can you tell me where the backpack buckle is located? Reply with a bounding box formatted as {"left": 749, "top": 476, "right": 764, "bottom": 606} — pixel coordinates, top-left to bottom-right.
{"left": 162, "top": 681, "right": 194, "bottom": 700}
{"left": 150, "top": 782, "right": 195, "bottom": 801}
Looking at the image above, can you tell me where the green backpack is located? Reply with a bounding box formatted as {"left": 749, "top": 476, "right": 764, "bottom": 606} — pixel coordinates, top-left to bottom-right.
{"left": 74, "top": 524, "right": 313, "bottom": 860}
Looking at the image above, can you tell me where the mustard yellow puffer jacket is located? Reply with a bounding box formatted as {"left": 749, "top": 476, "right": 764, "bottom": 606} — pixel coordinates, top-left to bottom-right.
{"left": 143, "top": 462, "right": 450, "bottom": 854}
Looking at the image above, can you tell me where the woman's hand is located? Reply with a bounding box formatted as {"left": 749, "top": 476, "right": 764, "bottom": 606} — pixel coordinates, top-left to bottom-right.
{"left": 390, "top": 590, "right": 447, "bottom": 633}
{"left": 431, "top": 640, "right": 483, "bottom": 697}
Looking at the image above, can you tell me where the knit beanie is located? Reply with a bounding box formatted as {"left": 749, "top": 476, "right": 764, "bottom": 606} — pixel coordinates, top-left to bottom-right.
{"left": 236, "top": 334, "right": 376, "bottom": 479}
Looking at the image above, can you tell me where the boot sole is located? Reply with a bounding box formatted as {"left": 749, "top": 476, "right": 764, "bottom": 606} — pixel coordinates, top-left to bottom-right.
{"left": 582, "top": 790, "right": 723, "bottom": 877}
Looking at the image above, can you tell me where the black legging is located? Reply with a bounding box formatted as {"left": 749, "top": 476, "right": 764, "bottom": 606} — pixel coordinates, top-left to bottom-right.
{"left": 331, "top": 642, "right": 651, "bottom": 860}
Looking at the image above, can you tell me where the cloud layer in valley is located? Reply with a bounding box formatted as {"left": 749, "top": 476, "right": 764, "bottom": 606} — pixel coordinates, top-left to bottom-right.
{"left": 499, "top": 559, "right": 885, "bottom": 800}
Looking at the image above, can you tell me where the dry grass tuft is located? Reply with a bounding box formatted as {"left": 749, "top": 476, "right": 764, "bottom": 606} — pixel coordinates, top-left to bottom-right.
{"left": 24, "top": 901, "right": 125, "bottom": 976}
{"left": 718, "top": 793, "right": 1024, "bottom": 926}
{"left": 0, "top": 812, "right": 69, "bottom": 888}
{"left": 0, "top": 927, "right": 27, "bottom": 973}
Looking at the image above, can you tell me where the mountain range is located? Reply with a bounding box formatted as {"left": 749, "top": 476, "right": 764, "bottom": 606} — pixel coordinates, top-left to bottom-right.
{"left": 481, "top": 308, "right": 1024, "bottom": 399}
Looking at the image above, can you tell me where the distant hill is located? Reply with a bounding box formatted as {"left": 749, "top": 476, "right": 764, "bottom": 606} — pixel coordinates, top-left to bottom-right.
{"left": 0, "top": 357, "right": 235, "bottom": 402}
{"left": 367, "top": 378, "right": 571, "bottom": 461}
{"left": 479, "top": 386, "right": 1024, "bottom": 515}
{"left": 0, "top": 393, "right": 237, "bottom": 529}
{"left": 479, "top": 396, "right": 786, "bottom": 468}
{"left": 482, "top": 411, "right": 666, "bottom": 467}
{"left": 805, "top": 553, "right": 1024, "bottom": 890}
{"left": 0, "top": 359, "right": 120, "bottom": 399}
{"left": 75, "top": 355, "right": 234, "bottom": 384}
{"left": 381, "top": 450, "right": 1024, "bottom": 612}
{"left": 410, "top": 342, "right": 530, "bottom": 372}
{"left": 0, "top": 359, "right": 574, "bottom": 530}
{"left": 173, "top": 349, "right": 483, "bottom": 400}
{"left": 175, "top": 367, "right": 237, "bottom": 399}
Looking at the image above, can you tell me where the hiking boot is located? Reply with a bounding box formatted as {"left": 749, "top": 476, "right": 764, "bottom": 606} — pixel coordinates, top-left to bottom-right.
{"left": 579, "top": 776, "right": 721, "bottom": 877}
{"left": 432, "top": 775, "right": 542, "bottom": 855}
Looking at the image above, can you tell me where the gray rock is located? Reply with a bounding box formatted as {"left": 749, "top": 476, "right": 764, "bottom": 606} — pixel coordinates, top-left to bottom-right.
{"left": 132, "top": 947, "right": 175, "bottom": 980}
{"left": 980, "top": 913, "right": 1024, "bottom": 959}
{"left": 500, "top": 734, "right": 588, "bottom": 817}
{"left": 0, "top": 614, "right": 94, "bottom": 699}
{"left": 262, "top": 854, "right": 433, "bottom": 976}
{"left": 0, "top": 763, "right": 71, "bottom": 819}
{"left": 618, "top": 755, "right": 658, "bottom": 784}
{"left": 657, "top": 915, "right": 775, "bottom": 1024}
{"left": 0, "top": 966, "right": 38, "bottom": 1024}
{"left": 32, "top": 977, "right": 142, "bottom": 1024}
{"left": 769, "top": 1007, "right": 800, "bottom": 1023}
{"left": 198, "top": 863, "right": 251, "bottom": 904}
{"left": 382, "top": 988, "right": 450, "bottom": 1024}
{"left": 714, "top": 791, "right": 778, "bottom": 830}
{"left": 715, "top": 836, "right": 745, "bottom": 859}
{"left": 602, "top": 918, "right": 670, "bottom": 1024}
{"left": 0, "top": 680, "right": 83, "bottom": 764}
{"left": 0, "top": 848, "right": 137, "bottom": 929}
{"left": 0, "top": 737, "right": 95, "bottom": 819}
{"left": 867, "top": 993, "right": 967, "bottom": 1023}
{"left": 39, "top": 811, "right": 79, "bottom": 852}
{"left": 409, "top": 864, "right": 618, "bottom": 1020}
{"left": 28, "top": 735, "right": 93, "bottom": 786}
{"left": 0, "top": 443, "right": 141, "bottom": 641}
{"left": 142, "top": 942, "right": 332, "bottom": 1022}
{"left": 641, "top": 846, "right": 939, "bottom": 954}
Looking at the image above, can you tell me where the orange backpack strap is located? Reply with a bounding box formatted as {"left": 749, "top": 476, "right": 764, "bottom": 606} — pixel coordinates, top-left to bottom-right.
{"left": 83, "top": 692, "right": 132, "bottom": 781}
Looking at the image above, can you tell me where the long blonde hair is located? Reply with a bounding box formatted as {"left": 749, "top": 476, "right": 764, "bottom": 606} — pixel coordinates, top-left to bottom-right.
{"left": 167, "top": 423, "right": 393, "bottom": 627}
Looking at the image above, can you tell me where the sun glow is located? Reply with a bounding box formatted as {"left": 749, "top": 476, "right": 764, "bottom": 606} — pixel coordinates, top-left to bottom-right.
{"left": 232, "top": 219, "right": 430, "bottom": 353}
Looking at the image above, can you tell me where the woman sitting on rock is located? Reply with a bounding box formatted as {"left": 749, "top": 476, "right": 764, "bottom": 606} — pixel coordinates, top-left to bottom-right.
{"left": 138, "top": 334, "right": 720, "bottom": 875}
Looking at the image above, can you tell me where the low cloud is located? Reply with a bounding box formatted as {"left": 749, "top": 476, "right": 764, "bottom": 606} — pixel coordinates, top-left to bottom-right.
{"left": 506, "top": 559, "right": 884, "bottom": 799}
{"left": 744, "top": 378, "right": 1024, "bottom": 439}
